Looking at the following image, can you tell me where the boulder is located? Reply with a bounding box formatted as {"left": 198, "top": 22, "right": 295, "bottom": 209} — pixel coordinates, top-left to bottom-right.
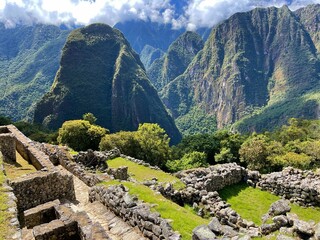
{"left": 314, "top": 223, "right": 320, "bottom": 240}
{"left": 192, "top": 225, "right": 216, "bottom": 240}
{"left": 208, "top": 217, "right": 223, "bottom": 234}
{"left": 269, "top": 200, "right": 291, "bottom": 216}
{"left": 293, "top": 220, "right": 314, "bottom": 236}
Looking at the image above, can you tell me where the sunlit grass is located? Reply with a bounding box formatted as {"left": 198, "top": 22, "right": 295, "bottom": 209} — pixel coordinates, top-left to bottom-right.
{"left": 4, "top": 151, "right": 37, "bottom": 180}
{"left": 102, "top": 181, "right": 208, "bottom": 239}
{"left": 107, "top": 157, "right": 185, "bottom": 189}
{"left": 219, "top": 182, "right": 320, "bottom": 225}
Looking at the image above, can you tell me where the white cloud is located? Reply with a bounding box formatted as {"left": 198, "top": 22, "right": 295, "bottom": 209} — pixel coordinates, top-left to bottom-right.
{"left": 0, "top": 0, "right": 320, "bottom": 29}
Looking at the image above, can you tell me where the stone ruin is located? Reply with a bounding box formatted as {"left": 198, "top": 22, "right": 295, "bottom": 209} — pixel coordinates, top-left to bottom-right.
{"left": 1, "top": 124, "right": 320, "bottom": 240}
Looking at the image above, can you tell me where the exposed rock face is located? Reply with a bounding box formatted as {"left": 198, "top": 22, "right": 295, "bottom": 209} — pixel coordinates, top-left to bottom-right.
{"left": 34, "top": 23, "right": 181, "bottom": 144}
{"left": 161, "top": 6, "right": 320, "bottom": 132}
{"left": 148, "top": 31, "right": 204, "bottom": 91}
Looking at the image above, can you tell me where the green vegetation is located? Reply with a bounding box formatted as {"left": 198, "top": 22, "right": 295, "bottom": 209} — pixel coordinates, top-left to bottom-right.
{"left": 219, "top": 183, "right": 320, "bottom": 225}
{"left": 58, "top": 119, "right": 107, "bottom": 151}
{"left": 100, "top": 123, "right": 171, "bottom": 168}
{"left": 0, "top": 154, "right": 14, "bottom": 239}
{"left": 4, "top": 151, "right": 37, "bottom": 179}
{"left": 239, "top": 119, "right": 320, "bottom": 172}
{"left": 102, "top": 181, "right": 208, "bottom": 239}
{"left": 0, "top": 23, "right": 69, "bottom": 122}
{"left": 175, "top": 107, "right": 217, "bottom": 136}
{"left": 147, "top": 31, "right": 204, "bottom": 91}
{"left": 166, "top": 151, "right": 208, "bottom": 172}
{"left": 107, "top": 157, "right": 185, "bottom": 189}
{"left": 160, "top": 6, "right": 320, "bottom": 135}
{"left": 34, "top": 23, "right": 181, "bottom": 144}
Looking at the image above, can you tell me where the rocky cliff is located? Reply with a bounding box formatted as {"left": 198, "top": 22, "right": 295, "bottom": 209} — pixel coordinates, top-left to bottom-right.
{"left": 161, "top": 6, "right": 320, "bottom": 133}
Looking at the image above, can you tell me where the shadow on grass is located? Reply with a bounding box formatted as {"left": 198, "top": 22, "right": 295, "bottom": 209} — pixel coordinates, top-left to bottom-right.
{"left": 218, "top": 182, "right": 249, "bottom": 201}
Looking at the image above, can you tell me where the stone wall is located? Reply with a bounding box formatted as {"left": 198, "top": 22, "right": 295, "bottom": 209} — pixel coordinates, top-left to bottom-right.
{"left": 0, "top": 129, "right": 16, "bottom": 162}
{"left": 89, "top": 185, "right": 181, "bottom": 240}
{"left": 120, "top": 154, "right": 161, "bottom": 170}
{"left": 6, "top": 125, "right": 54, "bottom": 170}
{"left": 256, "top": 167, "right": 320, "bottom": 207}
{"left": 176, "top": 163, "right": 247, "bottom": 192}
{"left": 34, "top": 143, "right": 101, "bottom": 187}
{"left": 10, "top": 170, "right": 76, "bottom": 212}
{"left": 0, "top": 152, "right": 21, "bottom": 239}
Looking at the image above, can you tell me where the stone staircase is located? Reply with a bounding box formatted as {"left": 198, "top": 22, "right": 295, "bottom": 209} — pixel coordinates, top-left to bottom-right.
{"left": 68, "top": 167, "right": 147, "bottom": 240}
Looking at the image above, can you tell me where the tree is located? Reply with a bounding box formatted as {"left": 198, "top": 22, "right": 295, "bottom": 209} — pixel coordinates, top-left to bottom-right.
{"left": 100, "top": 131, "right": 141, "bottom": 157}
{"left": 166, "top": 151, "right": 208, "bottom": 172}
{"left": 83, "top": 112, "right": 97, "bottom": 125}
{"left": 58, "top": 120, "right": 107, "bottom": 151}
{"left": 239, "top": 134, "right": 270, "bottom": 172}
{"left": 135, "top": 123, "right": 171, "bottom": 168}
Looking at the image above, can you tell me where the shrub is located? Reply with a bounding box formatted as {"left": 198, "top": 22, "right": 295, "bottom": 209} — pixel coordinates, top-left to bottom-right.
{"left": 273, "top": 152, "right": 313, "bottom": 170}
{"left": 100, "top": 123, "right": 171, "bottom": 168}
{"left": 166, "top": 151, "right": 208, "bottom": 172}
{"left": 58, "top": 120, "right": 107, "bottom": 151}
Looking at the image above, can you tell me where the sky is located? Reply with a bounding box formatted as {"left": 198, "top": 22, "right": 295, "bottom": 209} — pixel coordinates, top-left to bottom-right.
{"left": 0, "top": 0, "right": 320, "bottom": 29}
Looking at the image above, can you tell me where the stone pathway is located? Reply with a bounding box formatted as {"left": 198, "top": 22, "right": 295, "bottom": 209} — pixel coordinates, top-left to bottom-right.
{"left": 65, "top": 166, "right": 147, "bottom": 240}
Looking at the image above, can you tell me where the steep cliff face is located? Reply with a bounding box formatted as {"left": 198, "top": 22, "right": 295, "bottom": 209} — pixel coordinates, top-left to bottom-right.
{"left": 0, "top": 24, "right": 69, "bottom": 121}
{"left": 295, "top": 4, "right": 320, "bottom": 52}
{"left": 148, "top": 31, "right": 204, "bottom": 91}
{"left": 161, "top": 6, "right": 320, "bottom": 132}
{"left": 140, "top": 45, "right": 164, "bottom": 70}
{"left": 34, "top": 23, "right": 181, "bottom": 144}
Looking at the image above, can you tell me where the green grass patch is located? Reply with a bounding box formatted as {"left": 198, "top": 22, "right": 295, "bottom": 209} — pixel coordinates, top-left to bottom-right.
{"left": 102, "top": 181, "right": 208, "bottom": 239}
{"left": 219, "top": 182, "right": 320, "bottom": 226}
{"left": 107, "top": 157, "right": 185, "bottom": 189}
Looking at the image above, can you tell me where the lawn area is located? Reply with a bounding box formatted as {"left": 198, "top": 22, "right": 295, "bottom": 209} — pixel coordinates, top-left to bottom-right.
{"left": 102, "top": 181, "right": 209, "bottom": 239}
{"left": 0, "top": 154, "right": 15, "bottom": 239}
{"left": 4, "top": 151, "right": 37, "bottom": 179}
{"left": 107, "top": 157, "right": 185, "bottom": 189}
{"left": 219, "top": 182, "right": 320, "bottom": 225}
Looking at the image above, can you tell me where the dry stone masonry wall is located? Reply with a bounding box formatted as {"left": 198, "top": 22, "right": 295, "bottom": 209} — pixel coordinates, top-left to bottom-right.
{"left": 89, "top": 184, "right": 181, "bottom": 240}
{"left": 256, "top": 167, "right": 320, "bottom": 207}
{"left": 0, "top": 126, "right": 16, "bottom": 162}
{"left": 10, "top": 170, "right": 76, "bottom": 212}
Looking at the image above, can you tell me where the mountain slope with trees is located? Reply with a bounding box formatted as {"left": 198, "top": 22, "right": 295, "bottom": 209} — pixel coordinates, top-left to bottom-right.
{"left": 0, "top": 24, "right": 70, "bottom": 121}
{"left": 147, "top": 31, "right": 204, "bottom": 91}
{"left": 34, "top": 23, "right": 181, "bottom": 144}
{"left": 161, "top": 5, "right": 320, "bottom": 134}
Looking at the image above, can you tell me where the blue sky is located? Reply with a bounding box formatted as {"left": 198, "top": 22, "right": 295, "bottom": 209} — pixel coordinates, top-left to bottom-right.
{"left": 0, "top": 0, "right": 319, "bottom": 29}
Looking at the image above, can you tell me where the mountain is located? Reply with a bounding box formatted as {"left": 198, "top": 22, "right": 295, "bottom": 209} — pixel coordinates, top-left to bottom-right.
{"left": 140, "top": 45, "right": 164, "bottom": 70}
{"left": 295, "top": 4, "right": 320, "bottom": 53}
{"left": 161, "top": 5, "right": 320, "bottom": 134}
{"left": 0, "top": 24, "right": 70, "bottom": 121}
{"left": 114, "top": 20, "right": 185, "bottom": 54}
{"left": 147, "top": 31, "right": 204, "bottom": 91}
{"left": 34, "top": 23, "right": 181, "bottom": 144}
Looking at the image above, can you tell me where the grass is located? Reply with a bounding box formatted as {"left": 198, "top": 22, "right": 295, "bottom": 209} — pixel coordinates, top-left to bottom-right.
{"left": 219, "top": 182, "right": 320, "bottom": 225}
{"left": 107, "top": 157, "right": 185, "bottom": 189}
{"left": 4, "top": 151, "right": 37, "bottom": 179}
{"left": 102, "top": 181, "right": 209, "bottom": 239}
{"left": 0, "top": 154, "right": 15, "bottom": 239}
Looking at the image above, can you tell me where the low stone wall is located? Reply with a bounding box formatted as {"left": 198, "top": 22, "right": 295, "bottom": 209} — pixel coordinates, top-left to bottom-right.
{"left": 34, "top": 143, "right": 101, "bottom": 187}
{"left": 176, "top": 163, "right": 247, "bottom": 192}
{"left": 0, "top": 127, "right": 16, "bottom": 162}
{"left": 120, "top": 154, "right": 161, "bottom": 170}
{"left": 257, "top": 167, "right": 320, "bottom": 207}
{"left": 6, "top": 125, "right": 54, "bottom": 170}
{"left": 10, "top": 170, "right": 76, "bottom": 212}
{"left": 89, "top": 185, "right": 181, "bottom": 240}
